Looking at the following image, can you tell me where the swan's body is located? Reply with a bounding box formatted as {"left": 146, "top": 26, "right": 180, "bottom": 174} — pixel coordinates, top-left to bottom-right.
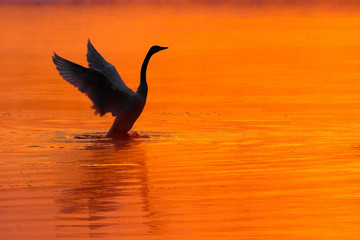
{"left": 52, "top": 40, "right": 167, "bottom": 137}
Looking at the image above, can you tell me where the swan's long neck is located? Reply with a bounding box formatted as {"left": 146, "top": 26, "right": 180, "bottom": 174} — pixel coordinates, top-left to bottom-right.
{"left": 137, "top": 50, "right": 154, "bottom": 97}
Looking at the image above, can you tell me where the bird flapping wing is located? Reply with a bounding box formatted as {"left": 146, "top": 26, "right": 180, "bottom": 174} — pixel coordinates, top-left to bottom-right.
{"left": 86, "top": 39, "right": 135, "bottom": 95}
{"left": 53, "top": 53, "right": 131, "bottom": 117}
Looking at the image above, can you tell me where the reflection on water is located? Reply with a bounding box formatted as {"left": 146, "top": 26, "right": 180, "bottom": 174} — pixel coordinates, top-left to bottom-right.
{"left": 2, "top": 1, "right": 360, "bottom": 240}
{"left": 54, "top": 139, "right": 154, "bottom": 238}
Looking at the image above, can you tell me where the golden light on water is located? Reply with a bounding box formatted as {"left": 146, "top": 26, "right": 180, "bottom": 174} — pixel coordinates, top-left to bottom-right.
{"left": 2, "top": 1, "right": 360, "bottom": 239}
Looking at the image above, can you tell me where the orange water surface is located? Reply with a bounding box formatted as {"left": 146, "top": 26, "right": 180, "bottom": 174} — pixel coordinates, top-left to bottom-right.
{"left": 1, "top": 2, "right": 360, "bottom": 239}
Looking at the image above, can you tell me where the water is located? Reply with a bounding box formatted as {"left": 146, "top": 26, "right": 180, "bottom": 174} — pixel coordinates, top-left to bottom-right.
{"left": 1, "top": 2, "right": 360, "bottom": 239}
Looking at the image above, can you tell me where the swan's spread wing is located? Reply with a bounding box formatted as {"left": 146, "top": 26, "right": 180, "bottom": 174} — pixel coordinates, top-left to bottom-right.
{"left": 86, "top": 40, "right": 134, "bottom": 94}
{"left": 53, "top": 53, "right": 130, "bottom": 117}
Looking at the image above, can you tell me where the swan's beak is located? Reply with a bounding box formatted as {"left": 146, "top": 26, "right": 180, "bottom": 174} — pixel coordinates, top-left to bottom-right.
{"left": 159, "top": 46, "right": 168, "bottom": 51}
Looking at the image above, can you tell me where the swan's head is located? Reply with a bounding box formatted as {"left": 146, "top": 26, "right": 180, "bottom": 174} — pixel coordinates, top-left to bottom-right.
{"left": 150, "top": 45, "right": 168, "bottom": 54}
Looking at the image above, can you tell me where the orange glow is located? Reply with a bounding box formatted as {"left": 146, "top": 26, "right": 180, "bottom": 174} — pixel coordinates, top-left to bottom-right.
{"left": 1, "top": 2, "right": 360, "bottom": 240}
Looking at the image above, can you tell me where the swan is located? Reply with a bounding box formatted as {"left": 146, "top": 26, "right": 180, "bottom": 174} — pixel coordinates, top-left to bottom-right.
{"left": 52, "top": 40, "right": 167, "bottom": 138}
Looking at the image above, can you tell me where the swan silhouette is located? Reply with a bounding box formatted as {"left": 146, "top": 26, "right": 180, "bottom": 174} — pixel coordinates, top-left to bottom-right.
{"left": 52, "top": 40, "right": 167, "bottom": 138}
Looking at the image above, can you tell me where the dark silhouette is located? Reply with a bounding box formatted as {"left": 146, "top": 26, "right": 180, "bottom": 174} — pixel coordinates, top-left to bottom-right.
{"left": 52, "top": 39, "right": 167, "bottom": 138}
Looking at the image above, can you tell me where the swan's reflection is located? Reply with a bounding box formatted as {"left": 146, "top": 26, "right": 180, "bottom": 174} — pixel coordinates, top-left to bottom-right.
{"left": 55, "top": 137, "right": 156, "bottom": 238}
